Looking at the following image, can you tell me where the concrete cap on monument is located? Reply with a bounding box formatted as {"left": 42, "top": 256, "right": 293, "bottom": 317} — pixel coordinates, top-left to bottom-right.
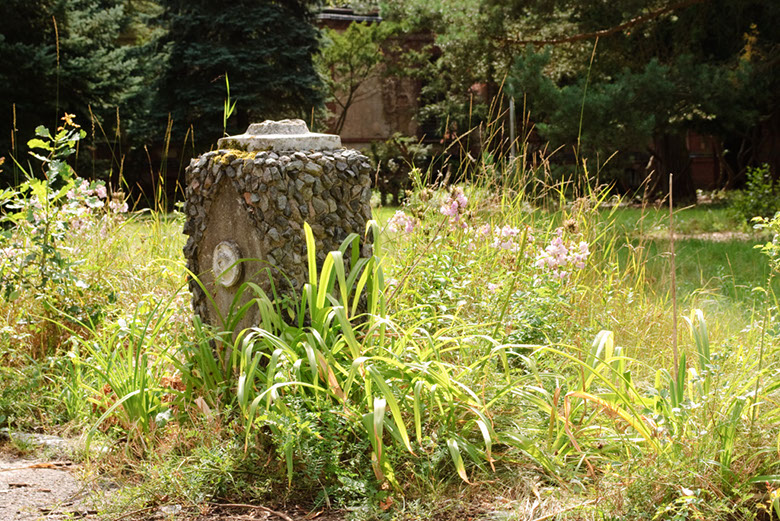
{"left": 217, "top": 119, "right": 341, "bottom": 152}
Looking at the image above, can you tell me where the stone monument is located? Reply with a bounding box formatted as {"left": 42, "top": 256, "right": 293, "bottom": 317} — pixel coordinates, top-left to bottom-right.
{"left": 182, "top": 119, "right": 373, "bottom": 329}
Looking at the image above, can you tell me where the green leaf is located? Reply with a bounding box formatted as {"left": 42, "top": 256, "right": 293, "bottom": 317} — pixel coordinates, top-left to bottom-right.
{"left": 316, "top": 252, "right": 336, "bottom": 308}
{"left": 34, "top": 126, "right": 52, "bottom": 139}
{"left": 748, "top": 474, "right": 780, "bottom": 484}
{"left": 446, "top": 438, "right": 469, "bottom": 482}
{"left": 304, "top": 222, "right": 317, "bottom": 287}
{"left": 330, "top": 301, "right": 361, "bottom": 359}
{"left": 413, "top": 380, "right": 424, "bottom": 444}
{"left": 28, "top": 151, "right": 50, "bottom": 163}
{"left": 26, "top": 138, "right": 51, "bottom": 152}
{"left": 85, "top": 389, "right": 142, "bottom": 453}
{"left": 368, "top": 365, "right": 412, "bottom": 453}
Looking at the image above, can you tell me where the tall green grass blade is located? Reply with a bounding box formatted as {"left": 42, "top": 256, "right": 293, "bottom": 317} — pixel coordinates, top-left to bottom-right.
{"left": 304, "top": 222, "right": 317, "bottom": 287}
{"left": 85, "top": 389, "right": 142, "bottom": 453}
{"left": 330, "top": 300, "right": 362, "bottom": 360}
{"left": 446, "top": 438, "right": 469, "bottom": 482}
{"left": 749, "top": 475, "right": 780, "bottom": 484}
{"left": 368, "top": 365, "right": 413, "bottom": 453}
{"left": 719, "top": 396, "right": 746, "bottom": 472}
{"left": 316, "top": 252, "right": 336, "bottom": 308}
{"left": 368, "top": 398, "right": 386, "bottom": 480}
{"left": 413, "top": 380, "right": 424, "bottom": 444}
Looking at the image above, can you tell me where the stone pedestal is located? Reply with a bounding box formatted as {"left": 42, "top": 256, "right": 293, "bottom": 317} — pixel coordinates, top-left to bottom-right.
{"left": 182, "top": 120, "right": 373, "bottom": 329}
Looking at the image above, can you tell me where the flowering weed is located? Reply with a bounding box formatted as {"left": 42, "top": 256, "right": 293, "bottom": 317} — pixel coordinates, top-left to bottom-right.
{"left": 0, "top": 115, "right": 130, "bottom": 356}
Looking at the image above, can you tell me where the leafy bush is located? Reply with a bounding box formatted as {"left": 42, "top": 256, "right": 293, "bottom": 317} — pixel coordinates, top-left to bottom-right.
{"left": 0, "top": 116, "right": 91, "bottom": 299}
{"left": 167, "top": 220, "right": 572, "bottom": 508}
{"left": 366, "top": 133, "right": 432, "bottom": 205}
{"left": 729, "top": 164, "right": 779, "bottom": 222}
{"left": 0, "top": 115, "right": 130, "bottom": 357}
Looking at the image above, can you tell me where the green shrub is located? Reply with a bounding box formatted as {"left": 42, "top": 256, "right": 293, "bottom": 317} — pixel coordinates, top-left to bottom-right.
{"left": 729, "top": 164, "right": 779, "bottom": 222}
{"left": 0, "top": 115, "right": 129, "bottom": 357}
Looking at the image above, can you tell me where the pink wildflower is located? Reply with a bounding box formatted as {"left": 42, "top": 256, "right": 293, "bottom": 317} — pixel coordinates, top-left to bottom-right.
{"left": 0, "top": 247, "right": 18, "bottom": 260}
{"left": 439, "top": 187, "right": 468, "bottom": 226}
{"left": 79, "top": 180, "right": 93, "bottom": 196}
{"left": 491, "top": 225, "right": 524, "bottom": 251}
{"left": 109, "top": 199, "right": 128, "bottom": 213}
{"left": 387, "top": 210, "right": 416, "bottom": 233}
{"left": 534, "top": 228, "right": 591, "bottom": 280}
{"left": 476, "top": 224, "right": 492, "bottom": 238}
{"left": 440, "top": 199, "right": 459, "bottom": 217}
{"left": 70, "top": 218, "right": 87, "bottom": 232}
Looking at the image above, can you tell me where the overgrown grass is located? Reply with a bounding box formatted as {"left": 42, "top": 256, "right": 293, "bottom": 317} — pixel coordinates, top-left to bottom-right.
{"left": 640, "top": 237, "right": 777, "bottom": 305}
{"left": 607, "top": 204, "right": 747, "bottom": 237}
{"left": 1, "top": 131, "right": 779, "bottom": 520}
{"left": 607, "top": 204, "right": 778, "bottom": 318}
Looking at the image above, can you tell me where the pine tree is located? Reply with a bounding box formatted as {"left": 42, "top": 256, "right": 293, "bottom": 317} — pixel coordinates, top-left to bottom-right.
{"left": 0, "top": 0, "right": 58, "bottom": 181}
{"left": 154, "top": 0, "right": 324, "bottom": 150}
{"left": 0, "top": 0, "right": 142, "bottom": 185}
{"left": 57, "top": 0, "right": 141, "bottom": 119}
{"left": 385, "top": 0, "right": 780, "bottom": 198}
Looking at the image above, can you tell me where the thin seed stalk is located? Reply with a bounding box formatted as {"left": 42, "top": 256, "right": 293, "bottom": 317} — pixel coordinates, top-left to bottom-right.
{"left": 491, "top": 227, "right": 528, "bottom": 340}
{"left": 670, "top": 173, "right": 680, "bottom": 380}
{"left": 751, "top": 272, "right": 772, "bottom": 435}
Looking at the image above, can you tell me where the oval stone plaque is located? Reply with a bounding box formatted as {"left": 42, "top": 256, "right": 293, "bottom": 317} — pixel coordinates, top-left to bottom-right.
{"left": 212, "top": 241, "right": 242, "bottom": 287}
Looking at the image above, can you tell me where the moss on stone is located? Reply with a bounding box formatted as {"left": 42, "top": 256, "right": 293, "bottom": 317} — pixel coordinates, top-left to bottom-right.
{"left": 214, "top": 149, "right": 258, "bottom": 164}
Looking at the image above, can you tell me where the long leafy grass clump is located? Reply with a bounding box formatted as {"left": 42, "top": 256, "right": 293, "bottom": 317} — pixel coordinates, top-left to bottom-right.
{"left": 0, "top": 116, "right": 778, "bottom": 520}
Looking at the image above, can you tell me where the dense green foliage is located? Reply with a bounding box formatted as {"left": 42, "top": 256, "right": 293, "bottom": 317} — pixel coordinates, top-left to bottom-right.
{"left": 1, "top": 115, "right": 779, "bottom": 518}
{"left": 729, "top": 164, "right": 780, "bottom": 223}
{"left": 1, "top": 4, "right": 780, "bottom": 517}
{"left": 0, "top": 0, "right": 326, "bottom": 189}
{"left": 381, "top": 0, "right": 779, "bottom": 197}
{"left": 153, "top": 0, "right": 323, "bottom": 150}
{"left": 0, "top": 0, "right": 142, "bottom": 184}
{"left": 2, "top": 0, "right": 777, "bottom": 198}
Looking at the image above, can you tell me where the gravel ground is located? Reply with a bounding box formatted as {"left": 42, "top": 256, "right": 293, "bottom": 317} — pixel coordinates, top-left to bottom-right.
{"left": 0, "top": 433, "right": 341, "bottom": 521}
{"left": 0, "top": 455, "right": 94, "bottom": 520}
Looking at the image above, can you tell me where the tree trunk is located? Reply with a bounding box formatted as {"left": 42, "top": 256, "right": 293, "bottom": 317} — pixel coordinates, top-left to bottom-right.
{"left": 650, "top": 132, "right": 695, "bottom": 204}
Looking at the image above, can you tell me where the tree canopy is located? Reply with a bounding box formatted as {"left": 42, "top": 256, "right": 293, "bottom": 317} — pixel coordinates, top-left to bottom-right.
{"left": 381, "top": 0, "right": 779, "bottom": 196}
{"left": 316, "top": 20, "right": 397, "bottom": 135}
{"left": 1, "top": 0, "right": 777, "bottom": 197}
{"left": 0, "top": 0, "right": 326, "bottom": 189}
{"left": 0, "top": 0, "right": 141, "bottom": 184}
{"left": 153, "top": 0, "right": 323, "bottom": 151}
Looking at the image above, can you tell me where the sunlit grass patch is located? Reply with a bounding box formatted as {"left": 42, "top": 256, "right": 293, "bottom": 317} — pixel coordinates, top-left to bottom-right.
{"left": 1, "top": 145, "right": 778, "bottom": 520}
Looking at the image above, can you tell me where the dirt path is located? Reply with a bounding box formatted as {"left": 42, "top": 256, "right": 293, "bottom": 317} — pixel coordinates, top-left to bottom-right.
{"left": 647, "top": 230, "right": 754, "bottom": 241}
{"left": 1, "top": 433, "right": 513, "bottom": 520}
{"left": 0, "top": 433, "right": 328, "bottom": 521}
{"left": 0, "top": 455, "right": 93, "bottom": 520}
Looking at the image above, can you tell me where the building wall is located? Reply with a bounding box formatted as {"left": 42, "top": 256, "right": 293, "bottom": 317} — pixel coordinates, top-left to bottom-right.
{"left": 318, "top": 8, "right": 422, "bottom": 149}
{"left": 334, "top": 74, "right": 419, "bottom": 147}
{"left": 687, "top": 131, "right": 719, "bottom": 190}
